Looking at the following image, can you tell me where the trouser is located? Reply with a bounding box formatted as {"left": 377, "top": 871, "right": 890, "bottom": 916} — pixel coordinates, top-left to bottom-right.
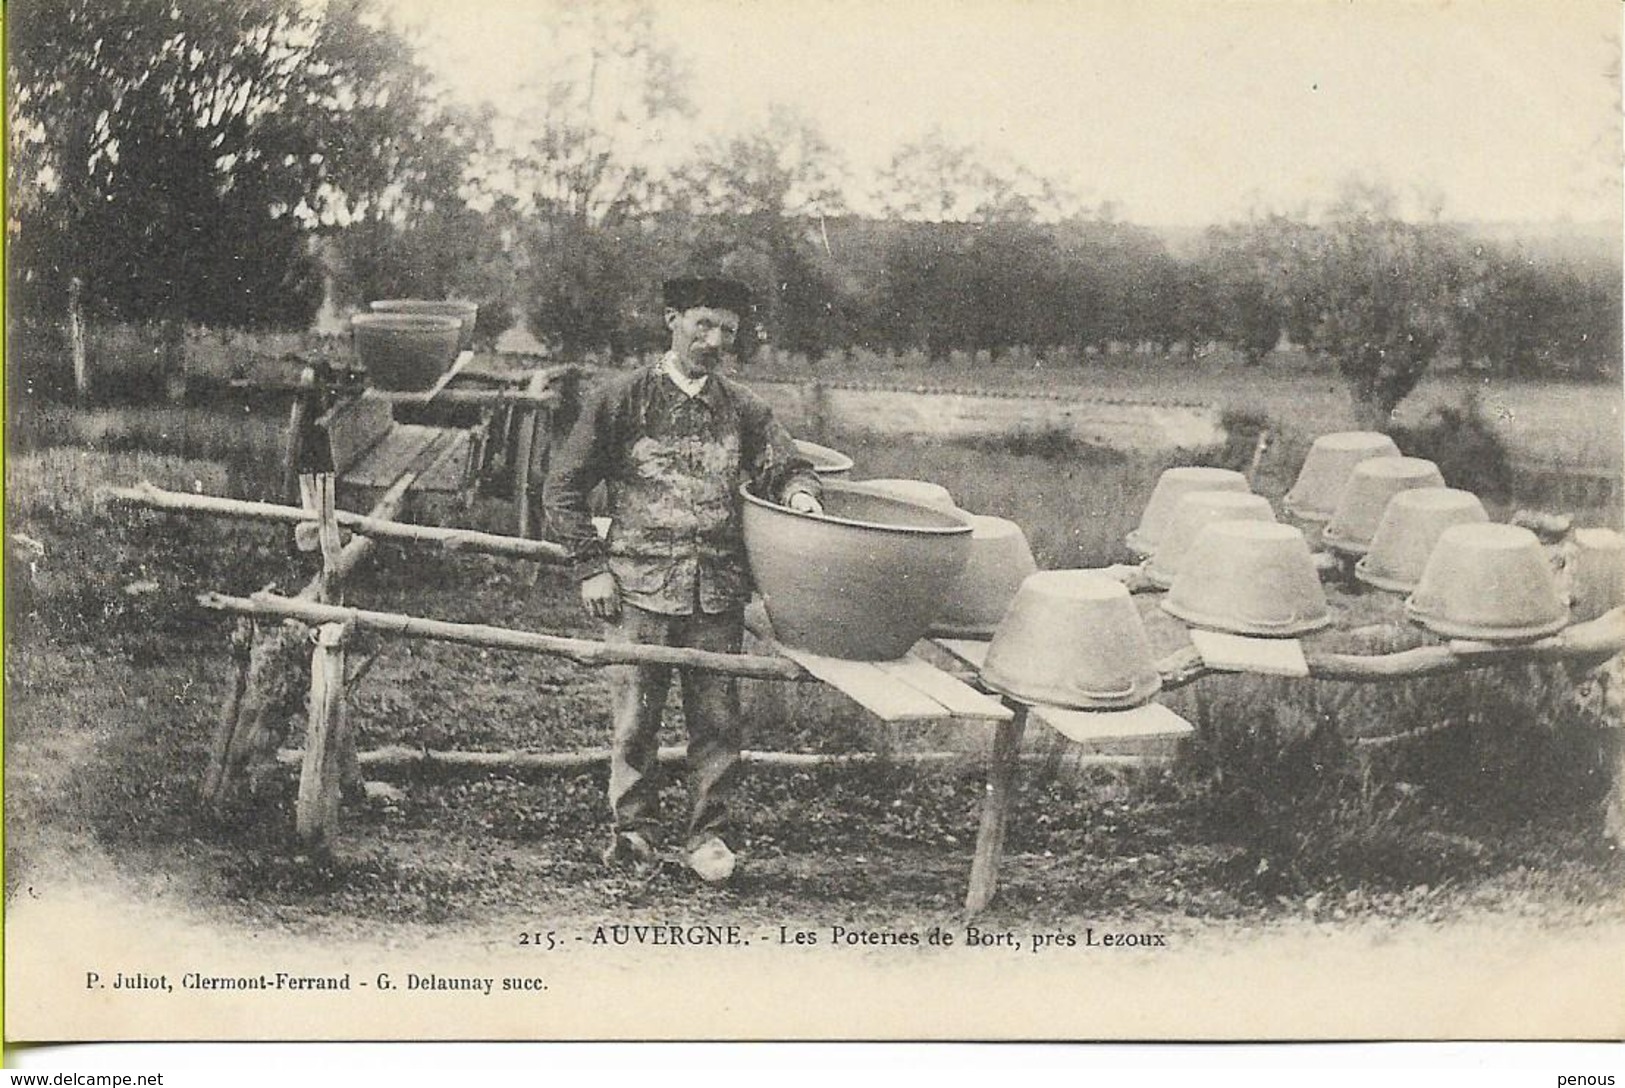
{"left": 603, "top": 604, "right": 744, "bottom": 849}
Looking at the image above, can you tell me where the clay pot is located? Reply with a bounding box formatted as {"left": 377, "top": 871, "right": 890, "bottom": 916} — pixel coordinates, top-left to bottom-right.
{"left": 1163, "top": 521, "right": 1331, "bottom": 637}
{"left": 1567, "top": 528, "right": 1625, "bottom": 623}
{"left": 858, "top": 478, "right": 957, "bottom": 512}
{"left": 1354, "top": 488, "right": 1490, "bottom": 593}
{"left": 1405, "top": 523, "right": 1569, "bottom": 641}
{"left": 933, "top": 514, "right": 1040, "bottom": 636}
{"left": 1126, "top": 467, "right": 1251, "bottom": 557}
{"left": 1322, "top": 457, "right": 1447, "bottom": 557}
{"left": 792, "top": 439, "right": 854, "bottom": 476}
{"left": 741, "top": 480, "right": 972, "bottom": 660}
{"left": 351, "top": 313, "right": 462, "bottom": 392}
{"left": 369, "top": 300, "right": 479, "bottom": 354}
{"left": 980, "top": 572, "right": 1162, "bottom": 710}
{"left": 1144, "top": 491, "right": 1277, "bottom": 589}
{"left": 1283, "top": 431, "right": 1403, "bottom": 521}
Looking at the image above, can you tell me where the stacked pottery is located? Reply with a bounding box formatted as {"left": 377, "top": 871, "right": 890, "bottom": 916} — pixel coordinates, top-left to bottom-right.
{"left": 1126, "top": 467, "right": 1250, "bottom": 558}
{"left": 1566, "top": 528, "right": 1625, "bottom": 623}
{"left": 933, "top": 515, "right": 1040, "bottom": 637}
{"left": 792, "top": 439, "right": 854, "bottom": 477}
{"left": 1163, "top": 521, "right": 1332, "bottom": 637}
{"left": 351, "top": 313, "right": 462, "bottom": 391}
{"left": 1321, "top": 457, "right": 1447, "bottom": 557}
{"left": 1282, "top": 431, "right": 1402, "bottom": 521}
{"left": 740, "top": 480, "right": 972, "bottom": 660}
{"left": 1144, "top": 491, "right": 1277, "bottom": 589}
{"left": 1354, "top": 488, "right": 1490, "bottom": 593}
{"left": 980, "top": 572, "right": 1162, "bottom": 710}
{"left": 369, "top": 299, "right": 480, "bottom": 354}
{"left": 1405, "top": 523, "right": 1569, "bottom": 641}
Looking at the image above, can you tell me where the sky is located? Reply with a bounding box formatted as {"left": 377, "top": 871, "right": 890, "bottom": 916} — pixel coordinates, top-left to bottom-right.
{"left": 386, "top": 0, "right": 1623, "bottom": 226}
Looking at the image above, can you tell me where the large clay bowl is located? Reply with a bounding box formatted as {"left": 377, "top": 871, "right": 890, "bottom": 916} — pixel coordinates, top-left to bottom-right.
{"left": 1567, "top": 528, "right": 1625, "bottom": 623}
{"left": 933, "top": 514, "right": 1040, "bottom": 636}
{"left": 792, "top": 439, "right": 854, "bottom": 476}
{"left": 1405, "top": 523, "right": 1569, "bottom": 641}
{"left": 981, "top": 572, "right": 1162, "bottom": 710}
{"left": 741, "top": 480, "right": 972, "bottom": 660}
{"left": 351, "top": 313, "right": 462, "bottom": 391}
{"left": 1321, "top": 457, "right": 1447, "bottom": 557}
{"left": 1125, "top": 466, "right": 1250, "bottom": 557}
{"left": 1283, "top": 431, "right": 1402, "bottom": 521}
{"left": 1163, "top": 521, "right": 1331, "bottom": 637}
{"left": 369, "top": 299, "right": 480, "bottom": 353}
{"left": 1354, "top": 488, "right": 1489, "bottom": 593}
{"left": 1144, "top": 491, "right": 1277, "bottom": 589}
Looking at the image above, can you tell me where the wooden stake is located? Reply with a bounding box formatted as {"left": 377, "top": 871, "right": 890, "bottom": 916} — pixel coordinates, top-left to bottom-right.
{"left": 965, "top": 704, "right": 1028, "bottom": 916}
{"left": 296, "top": 622, "right": 350, "bottom": 846}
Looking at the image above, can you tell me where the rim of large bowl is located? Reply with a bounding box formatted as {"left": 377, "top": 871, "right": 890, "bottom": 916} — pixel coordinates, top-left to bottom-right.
{"left": 351, "top": 313, "right": 462, "bottom": 330}
{"left": 741, "top": 481, "right": 972, "bottom": 536}
{"left": 791, "top": 438, "right": 855, "bottom": 474}
{"left": 369, "top": 299, "right": 479, "bottom": 314}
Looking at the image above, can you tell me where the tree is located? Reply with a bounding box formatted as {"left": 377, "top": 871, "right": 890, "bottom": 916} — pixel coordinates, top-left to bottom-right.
{"left": 1305, "top": 187, "right": 1465, "bottom": 429}
{"left": 872, "top": 128, "right": 1078, "bottom": 224}
{"left": 8, "top": 0, "right": 462, "bottom": 341}
{"left": 497, "top": 0, "right": 692, "bottom": 355}
{"left": 670, "top": 106, "right": 852, "bottom": 356}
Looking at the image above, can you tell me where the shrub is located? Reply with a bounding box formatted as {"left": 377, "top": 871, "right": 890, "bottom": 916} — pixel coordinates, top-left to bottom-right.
{"left": 1391, "top": 392, "right": 1514, "bottom": 501}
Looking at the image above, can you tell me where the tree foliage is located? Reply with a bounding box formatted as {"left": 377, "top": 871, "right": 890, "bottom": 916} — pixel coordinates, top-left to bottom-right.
{"left": 8, "top": 0, "right": 462, "bottom": 332}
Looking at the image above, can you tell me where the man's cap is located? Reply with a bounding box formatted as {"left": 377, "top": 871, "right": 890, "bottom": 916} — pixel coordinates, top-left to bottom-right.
{"left": 662, "top": 276, "right": 753, "bottom": 316}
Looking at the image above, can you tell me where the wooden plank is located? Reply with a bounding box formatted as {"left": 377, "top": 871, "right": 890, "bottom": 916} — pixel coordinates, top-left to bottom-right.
{"left": 341, "top": 425, "right": 466, "bottom": 490}
{"left": 1029, "top": 702, "right": 1194, "bottom": 755}
{"left": 319, "top": 396, "right": 394, "bottom": 476}
{"left": 934, "top": 637, "right": 990, "bottom": 671}
{"left": 1189, "top": 628, "right": 1310, "bottom": 677}
{"left": 776, "top": 645, "right": 954, "bottom": 722}
{"left": 872, "top": 654, "right": 1012, "bottom": 721}
{"left": 965, "top": 705, "right": 1027, "bottom": 916}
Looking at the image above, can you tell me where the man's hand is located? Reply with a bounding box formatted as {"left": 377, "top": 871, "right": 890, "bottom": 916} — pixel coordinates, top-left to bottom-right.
{"left": 580, "top": 571, "right": 621, "bottom": 620}
{"left": 786, "top": 491, "right": 823, "bottom": 515}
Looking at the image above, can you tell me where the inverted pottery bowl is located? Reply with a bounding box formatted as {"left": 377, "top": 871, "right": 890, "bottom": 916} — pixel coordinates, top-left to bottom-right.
{"left": 1126, "top": 467, "right": 1250, "bottom": 557}
{"left": 1354, "top": 488, "right": 1490, "bottom": 594}
{"left": 980, "top": 572, "right": 1162, "bottom": 710}
{"left": 1322, "top": 457, "right": 1447, "bottom": 557}
{"left": 1283, "top": 431, "right": 1402, "bottom": 521}
{"left": 792, "top": 438, "right": 854, "bottom": 476}
{"left": 1567, "top": 528, "right": 1625, "bottom": 623}
{"left": 351, "top": 313, "right": 462, "bottom": 392}
{"left": 1163, "top": 521, "right": 1331, "bottom": 637}
{"left": 1405, "top": 523, "right": 1569, "bottom": 641}
{"left": 934, "top": 514, "right": 1040, "bottom": 636}
{"left": 858, "top": 478, "right": 957, "bottom": 513}
{"left": 741, "top": 480, "right": 973, "bottom": 660}
{"left": 369, "top": 299, "right": 480, "bottom": 354}
{"left": 1144, "top": 491, "right": 1277, "bottom": 589}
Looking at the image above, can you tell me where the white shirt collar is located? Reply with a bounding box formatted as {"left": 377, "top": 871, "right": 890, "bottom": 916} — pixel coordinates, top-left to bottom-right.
{"left": 660, "top": 352, "right": 709, "bottom": 398}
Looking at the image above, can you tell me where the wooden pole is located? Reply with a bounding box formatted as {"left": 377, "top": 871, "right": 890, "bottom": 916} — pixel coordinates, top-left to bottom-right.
{"left": 272, "top": 743, "right": 1155, "bottom": 779}
{"left": 965, "top": 704, "right": 1029, "bottom": 916}
{"left": 69, "top": 276, "right": 90, "bottom": 401}
{"left": 199, "top": 591, "right": 812, "bottom": 682}
{"left": 296, "top": 622, "right": 350, "bottom": 846}
{"left": 102, "top": 482, "right": 570, "bottom": 563}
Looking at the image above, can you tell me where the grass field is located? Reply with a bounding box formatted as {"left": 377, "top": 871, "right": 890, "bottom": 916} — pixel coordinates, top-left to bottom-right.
{"left": 6, "top": 373, "right": 1622, "bottom": 946}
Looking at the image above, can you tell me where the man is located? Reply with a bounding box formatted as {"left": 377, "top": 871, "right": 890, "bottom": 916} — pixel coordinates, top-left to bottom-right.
{"left": 543, "top": 276, "right": 823, "bottom": 884}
